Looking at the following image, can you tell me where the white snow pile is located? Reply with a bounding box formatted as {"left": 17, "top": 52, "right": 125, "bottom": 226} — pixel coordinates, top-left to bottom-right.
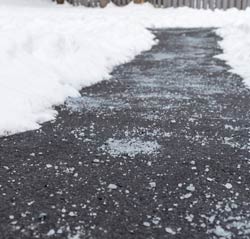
{"left": 0, "top": 1, "right": 250, "bottom": 136}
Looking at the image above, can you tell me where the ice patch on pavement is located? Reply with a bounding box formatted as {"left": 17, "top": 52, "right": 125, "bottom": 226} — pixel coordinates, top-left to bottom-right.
{"left": 152, "top": 52, "right": 177, "bottom": 61}
{"left": 136, "top": 92, "right": 190, "bottom": 100}
{"left": 66, "top": 96, "right": 129, "bottom": 112}
{"left": 100, "top": 137, "right": 160, "bottom": 157}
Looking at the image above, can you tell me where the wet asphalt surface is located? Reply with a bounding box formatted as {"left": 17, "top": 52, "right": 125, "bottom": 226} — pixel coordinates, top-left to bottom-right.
{"left": 1, "top": 28, "right": 250, "bottom": 239}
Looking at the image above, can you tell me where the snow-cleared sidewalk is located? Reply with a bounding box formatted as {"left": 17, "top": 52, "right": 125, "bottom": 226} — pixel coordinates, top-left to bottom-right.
{"left": 0, "top": 1, "right": 250, "bottom": 136}
{"left": 1, "top": 28, "right": 250, "bottom": 239}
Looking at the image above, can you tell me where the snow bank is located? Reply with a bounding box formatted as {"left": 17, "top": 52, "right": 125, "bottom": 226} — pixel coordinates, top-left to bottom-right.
{"left": 216, "top": 23, "right": 250, "bottom": 86}
{"left": 0, "top": 1, "right": 250, "bottom": 136}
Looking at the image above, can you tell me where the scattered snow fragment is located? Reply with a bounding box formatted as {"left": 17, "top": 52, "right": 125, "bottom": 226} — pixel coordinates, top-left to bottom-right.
{"left": 180, "top": 193, "right": 192, "bottom": 199}
{"left": 69, "top": 211, "right": 77, "bottom": 217}
{"left": 225, "top": 183, "right": 233, "bottom": 189}
{"left": 62, "top": 208, "right": 66, "bottom": 213}
{"left": 185, "top": 214, "right": 194, "bottom": 222}
{"left": 27, "top": 201, "right": 34, "bottom": 206}
{"left": 108, "top": 184, "right": 118, "bottom": 190}
{"left": 207, "top": 177, "right": 214, "bottom": 182}
{"left": 57, "top": 228, "right": 63, "bottom": 234}
{"left": 201, "top": 223, "right": 206, "bottom": 228}
{"left": 46, "top": 164, "right": 53, "bottom": 168}
{"left": 165, "top": 227, "right": 176, "bottom": 235}
{"left": 143, "top": 222, "right": 151, "bottom": 227}
{"left": 209, "top": 215, "right": 216, "bottom": 223}
{"left": 152, "top": 217, "right": 161, "bottom": 225}
{"left": 186, "top": 184, "right": 195, "bottom": 192}
{"left": 225, "top": 124, "right": 234, "bottom": 130}
{"left": 47, "top": 229, "right": 55, "bottom": 236}
{"left": 149, "top": 182, "right": 156, "bottom": 188}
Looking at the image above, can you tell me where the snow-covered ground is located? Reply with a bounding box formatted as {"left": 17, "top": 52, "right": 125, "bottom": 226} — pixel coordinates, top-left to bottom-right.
{"left": 0, "top": 0, "right": 250, "bottom": 136}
